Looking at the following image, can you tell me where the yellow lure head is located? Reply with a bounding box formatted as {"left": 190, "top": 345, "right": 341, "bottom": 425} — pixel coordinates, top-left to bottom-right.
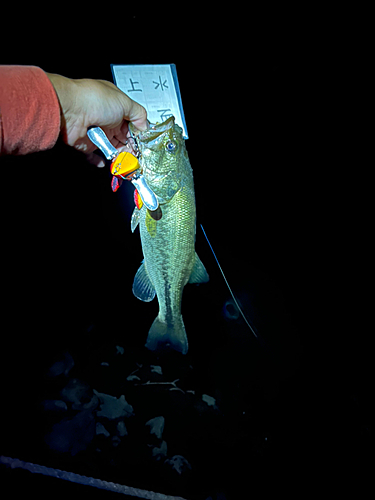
{"left": 110, "top": 151, "right": 140, "bottom": 178}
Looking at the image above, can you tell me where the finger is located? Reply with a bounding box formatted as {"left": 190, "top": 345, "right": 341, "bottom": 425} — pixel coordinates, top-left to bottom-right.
{"left": 86, "top": 152, "right": 106, "bottom": 168}
{"left": 100, "top": 80, "right": 147, "bottom": 130}
{"left": 129, "top": 106, "right": 147, "bottom": 131}
{"left": 115, "top": 121, "right": 130, "bottom": 144}
{"left": 111, "top": 136, "right": 126, "bottom": 150}
{"left": 74, "top": 136, "right": 97, "bottom": 154}
{"left": 120, "top": 95, "right": 147, "bottom": 131}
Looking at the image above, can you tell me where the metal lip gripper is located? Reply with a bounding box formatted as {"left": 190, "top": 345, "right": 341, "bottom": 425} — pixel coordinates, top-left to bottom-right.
{"left": 87, "top": 126, "right": 158, "bottom": 211}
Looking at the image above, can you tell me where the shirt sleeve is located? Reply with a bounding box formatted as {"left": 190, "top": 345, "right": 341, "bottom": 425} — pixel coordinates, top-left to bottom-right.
{"left": 0, "top": 65, "right": 61, "bottom": 156}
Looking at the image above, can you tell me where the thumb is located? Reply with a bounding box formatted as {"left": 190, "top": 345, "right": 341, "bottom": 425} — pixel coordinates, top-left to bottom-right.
{"left": 124, "top": 98, "right": 147, "bottom": 131}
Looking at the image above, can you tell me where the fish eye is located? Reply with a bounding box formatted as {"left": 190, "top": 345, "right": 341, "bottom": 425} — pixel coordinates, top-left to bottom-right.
{"left": 165, "top": 140, "right": 177, "bottom": 153}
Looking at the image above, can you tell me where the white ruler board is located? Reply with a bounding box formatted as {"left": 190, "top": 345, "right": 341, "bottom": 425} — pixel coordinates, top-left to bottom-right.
{"left": 111, "top": 64, "right": 188, "bottom": 139}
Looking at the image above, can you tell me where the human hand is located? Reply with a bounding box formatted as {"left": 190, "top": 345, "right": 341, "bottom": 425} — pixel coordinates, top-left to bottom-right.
{"left": 47, "top": 73, "right": 147, "bottom": 166}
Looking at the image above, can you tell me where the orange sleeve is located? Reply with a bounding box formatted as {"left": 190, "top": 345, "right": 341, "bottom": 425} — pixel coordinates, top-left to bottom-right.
{"left": 0, "top": 65, "right": 61, "bottom": 155}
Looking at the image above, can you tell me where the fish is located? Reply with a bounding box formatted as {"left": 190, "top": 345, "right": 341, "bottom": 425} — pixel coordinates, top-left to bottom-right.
{"left": 129, "top": 116, "right": 209, "bottom": 354}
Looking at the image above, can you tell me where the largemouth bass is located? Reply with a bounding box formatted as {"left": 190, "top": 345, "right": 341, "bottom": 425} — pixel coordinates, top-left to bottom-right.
{"left": 129, "top": 116, "right": 209, "bottom": 354}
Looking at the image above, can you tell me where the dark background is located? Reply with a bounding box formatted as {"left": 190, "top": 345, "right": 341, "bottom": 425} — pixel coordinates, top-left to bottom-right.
{"left": 1, "top": 7, "right": 371, "bottom": 499}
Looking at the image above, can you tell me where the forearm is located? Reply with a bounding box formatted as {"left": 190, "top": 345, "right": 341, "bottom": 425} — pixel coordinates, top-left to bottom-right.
{"left": 46, "top": 73, "right": 78, "bottom": 144}
{"left": 0, "top": 66, "right": 61, "bottom": 155}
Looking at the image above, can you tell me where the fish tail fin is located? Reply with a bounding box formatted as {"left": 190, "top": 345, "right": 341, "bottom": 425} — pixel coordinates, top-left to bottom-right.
{"left": 146, "top": 315, "right": 188, "bottom": 355}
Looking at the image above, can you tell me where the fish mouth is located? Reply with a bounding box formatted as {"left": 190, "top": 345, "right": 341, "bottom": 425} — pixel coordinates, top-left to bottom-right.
{"left": 130, "top": 116, "right": 176, "bottom": 145}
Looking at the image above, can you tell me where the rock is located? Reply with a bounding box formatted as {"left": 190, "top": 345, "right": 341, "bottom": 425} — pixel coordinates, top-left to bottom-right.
{"left": 150, "top": 365, "right": 163, "bottom": 375}
{"left": 116, "top": 346, "right": 124, "bottom": 355}
{"left": 164, "top": 455, "right": 192, "bottom": 475}
{"left": 96, "top": 422, "right": 110, "bottom": 437}
{"left": 151, "top": 440, "right": 167, "bottom": 460}
{"left": 47, "top": 352, "right": 74, "bottom": 378}
{"left": 42, "top": 399, "right": 68, "bottom": 412}
{"left": 202, "top": 394, "right": 216, "bottom": 407}
{"left": 61, "top": 379, "right": 98, "bottom": 411}
{"left": 146, "top": 416, "right": 165, "bottom": 439}
{"left": 112, "top": 436, "right": 121, "bottom": 447}
{"left": 94, "top": 391, "right": 134, "bottom": 419}
{"left": 117, "top": 421, "right": 128, "bottom": 436}
{"left": 45, "top": 410, "right": 95, "bottom": 456}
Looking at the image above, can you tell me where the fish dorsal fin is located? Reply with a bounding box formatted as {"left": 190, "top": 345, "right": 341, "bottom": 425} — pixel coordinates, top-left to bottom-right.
{"left": 188, "top": 252, "right": 210, "bottom": 284}
{"left": 200, "top": 224, "right": 258, "bottom": 338}
{"left": 132, "top": 262, "right": 156, "bottom": 302}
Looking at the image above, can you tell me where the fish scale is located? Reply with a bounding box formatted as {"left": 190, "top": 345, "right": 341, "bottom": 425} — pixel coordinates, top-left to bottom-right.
{"left": 141, "top": 187, "right": 196, "bottom": 316}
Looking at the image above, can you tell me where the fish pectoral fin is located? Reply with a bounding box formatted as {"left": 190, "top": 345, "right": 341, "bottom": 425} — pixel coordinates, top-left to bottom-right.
{"left": 188, "top": 252, "right": 210, "bottom": 284}
{"left": 132, "top": 262, "right": 156, "bottom": 302}
{"left": 131, "top": 207, "right": 140, "bottom": 233}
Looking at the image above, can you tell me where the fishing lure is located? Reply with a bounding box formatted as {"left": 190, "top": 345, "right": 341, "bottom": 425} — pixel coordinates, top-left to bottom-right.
{"left": 87, "top": 126, "right": 158, "bottom": 211}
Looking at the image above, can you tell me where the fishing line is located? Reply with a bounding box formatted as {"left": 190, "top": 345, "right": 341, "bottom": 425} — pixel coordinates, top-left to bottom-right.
{"left": 200, "top": 224, "right": 258, "bottom": 339}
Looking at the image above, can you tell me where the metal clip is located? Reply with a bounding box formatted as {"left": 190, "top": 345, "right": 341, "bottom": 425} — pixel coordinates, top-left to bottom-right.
{"left": 128, "top": 127, "right": 141, "bottom": 159}
{"left": 130, "top": 174, "right": 159, "bottom": 211}
{"left": 87, "top": 127, "right": 118, "bottom": 160}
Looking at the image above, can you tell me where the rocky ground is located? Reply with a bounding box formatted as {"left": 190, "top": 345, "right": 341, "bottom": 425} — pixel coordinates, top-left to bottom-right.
{"left": 1, "top": 283, "right": 309, "bottom": 500}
